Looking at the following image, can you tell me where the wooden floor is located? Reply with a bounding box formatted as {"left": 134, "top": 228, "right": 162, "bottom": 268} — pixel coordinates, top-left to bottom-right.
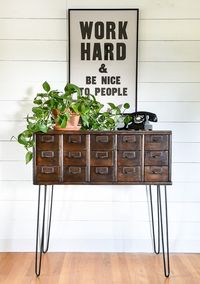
{"left": 0, "top": 253, "right": 200, "bottom": 284}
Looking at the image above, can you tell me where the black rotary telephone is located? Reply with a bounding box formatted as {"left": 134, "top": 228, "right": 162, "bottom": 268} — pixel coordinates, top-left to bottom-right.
{"left": 119, "top": 111, "right": 158, "bottom": 131}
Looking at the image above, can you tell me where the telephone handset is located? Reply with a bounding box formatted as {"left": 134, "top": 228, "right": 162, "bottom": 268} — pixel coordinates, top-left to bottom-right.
{"left": 119, "top": 111, "right": 158, "bottom": 131}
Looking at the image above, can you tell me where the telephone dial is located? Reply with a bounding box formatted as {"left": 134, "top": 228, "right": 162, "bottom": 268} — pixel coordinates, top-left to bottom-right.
{"left": 119, "top": 111, "right": 158, "bottom": 131}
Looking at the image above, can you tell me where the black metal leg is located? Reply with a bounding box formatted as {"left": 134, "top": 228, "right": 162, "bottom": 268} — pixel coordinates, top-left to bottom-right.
{"left": 43, "top": 185, "right": 54, "bottom": 254}
{"left": 149, "top": 185, "right": 170, "bottom": 277}
{"left": 35, "top": 185, "right": 54, "bottom": 277}
{"left": 149, "top": 185, "right": 160, "bottom": 254}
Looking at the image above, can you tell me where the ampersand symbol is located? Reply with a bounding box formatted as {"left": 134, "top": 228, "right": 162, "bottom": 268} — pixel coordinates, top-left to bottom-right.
{"left": 99, "top": 64, "right": 107, "bottom": 73}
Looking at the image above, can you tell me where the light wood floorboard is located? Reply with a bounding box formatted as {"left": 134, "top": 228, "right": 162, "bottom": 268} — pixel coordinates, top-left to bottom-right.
{"left": 0, "top": 253, "right": 200, "bottom": 284}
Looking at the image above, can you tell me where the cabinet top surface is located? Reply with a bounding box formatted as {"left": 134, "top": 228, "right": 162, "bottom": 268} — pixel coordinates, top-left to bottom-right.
{"left": 35, "top": 130, "right": 172, "bottom": 135}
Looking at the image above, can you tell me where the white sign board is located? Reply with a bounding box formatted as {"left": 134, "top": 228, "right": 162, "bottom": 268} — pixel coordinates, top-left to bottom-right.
{"left": 69, "top": 9, "right": 139, "bottom": 112}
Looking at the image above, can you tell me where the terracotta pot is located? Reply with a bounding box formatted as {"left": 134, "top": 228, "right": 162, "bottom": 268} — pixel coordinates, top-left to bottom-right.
{"left": 53, "top": 109, "right": 80, "bottom": 130}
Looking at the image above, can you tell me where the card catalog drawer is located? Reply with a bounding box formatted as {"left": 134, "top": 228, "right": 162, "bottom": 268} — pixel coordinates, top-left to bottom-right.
{"left": 90, "top": 151, "right": 113, "bottom": 166}
{"left": 145, "top": 151, "right": 168, "bottom": 166}
{"left": 145, "top": 166, "right": 168, "bottom": 182}
{"left": 63, "top": 151, "right": 86, "bottom": 166}
{"left": 90, "top": 167, "right": 114, "bottom": 182}
{"left": 145, "top": 135, "right": 168, "bottom": 150}
{"left": 36, "top": 150, "right": 59, "bottom": 166}
{"left": 90, "top": 134, "right": 114, "bottom": 150}
{"left": 36, "top": 134, "right": 59, "bottom": 150}
{"left": 63, "top": 134, "right": 86, "bottom": 150}
{"left": 117, "top": 135, "right": 141, "bottom": 150}
{"left": 63, "top": 166, "right": 86, "bottom": 182}
{"left": 117, "top": 166, "right": 141, "bottom": 182}
{"left": 36, "top": 166, "right": 60, "bottom": 183}
{"left": 117, "top": 150, "right": 141, "bottom": 166}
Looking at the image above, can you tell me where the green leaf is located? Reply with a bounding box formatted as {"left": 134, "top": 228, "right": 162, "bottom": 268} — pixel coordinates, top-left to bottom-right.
{"left": 124, "top": 115, "right": 132, "bottom": 125}
{"left": 18, "top": 133, "right": 27, "bottom": 145}
{"left": 114, "top": 108, "right": 121, "bottom": 115}
{"left": 38, "top": 124, "right": 48, "bottom": 133}
{"left": 23, "top": 129, "right": 32, "bottom": 137}
{"left": 123, "top": 103, "right": 130, "bottom": 109}
{"left": 108, "top": 117, "right": 115, "bottom": 124}
{"left": 60, "top": 104, "right": 66, "bottom": 113}
{"left": 17, "top": 130, "right": 32, "bottom": 145}
{"left": 60, "top": 116, "right": 67, "bottom": 128}
{"left": 32, "top": 107, "right": 43, "bottom": 115}
{"left": 36, "top": 93, "right": 48, "bottom": 98}
{"left": 80, "top": 103, "right": 86, "bottom": 113}
{"left": 33, "top": 99, "right": 43, "bottom": 105}
{"left": 81, "top": 115, "right": 89, "bottom": 126}
{"left": 64, "top": 83, "right": 81, "bottom": 96}
{"left": 27, "top": 122, "right": 37, "bottom": 132}
{"left": 44, "top": 99, "right": 51, "bottom": 107}
{"left": 108, "top": 102, "right": 116, "bottom": 109}
{"left": 25, "top": 151, "right": 33, "bottom": 164}
{"left": 71, "top": 104, "right": 79, "bottom": 113}
{"left": 102, "top": 112, "right": 109, "bottom": 117}
{"left": 42, "top": 81, "right": 50, "bottom": 92}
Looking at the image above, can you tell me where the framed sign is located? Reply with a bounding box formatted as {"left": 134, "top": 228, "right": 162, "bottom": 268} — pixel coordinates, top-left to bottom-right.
{"left": 68, "top": 9, "right": 139, "bottom": 112}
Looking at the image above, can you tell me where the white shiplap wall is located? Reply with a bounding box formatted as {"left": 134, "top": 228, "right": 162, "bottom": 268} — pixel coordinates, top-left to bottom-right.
{"left": 0, "top": 0, "right": 200, "bottom": 252}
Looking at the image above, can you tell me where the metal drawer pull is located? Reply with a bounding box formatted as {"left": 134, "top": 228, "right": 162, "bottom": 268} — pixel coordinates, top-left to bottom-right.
{"left": 123, "top": 136, "right": 136, "bottom": 143}
{"left": 69, "top": 151, "right": 82, "bottom": 158}
{"left": 41, "top": 167, "right": 55, "bottom": 174}
{"left": 152, "top": 168, "right": 162, "bottom": 175}
{"left": 151, "top": 152, "right": 162, "bottom": 159}
{"left": 41, "top": 151, "right": 54, "bottom": 158}
{"left": 123, "top": 167, "right": 136, "bottom": 175}
{"left": 96, "top": 151, "right": 109, "bottom": 159}
{"left": 151, "top": 136, "right": 163, "bottom": 143}
{"left": 41, "top": 135, "right": 54, "bottom": 143}
{"left": 69, "top": 136, "right": 81, "bottom": 144}
{"left": 96, "top": 136, "right": 109, "bottom": 143}
{"left": 69, "top": 167, "right": 81, "bottom": 174}
{"left": 95, "top": 167, "right": 108, "bottom": 175}
{"left": 123, "top": 151, "right": 136, "bottom": 159}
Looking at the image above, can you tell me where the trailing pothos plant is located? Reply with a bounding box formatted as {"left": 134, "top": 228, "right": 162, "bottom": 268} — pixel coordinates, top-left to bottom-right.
{"left": 16, "top": 81, "right": 131, "bottom": 164}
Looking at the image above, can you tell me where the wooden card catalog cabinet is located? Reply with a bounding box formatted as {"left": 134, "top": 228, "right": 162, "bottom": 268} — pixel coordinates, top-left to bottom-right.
{"left": 33, "top": 130, "right": 172, "bottom": 278}
{"left": 33, "top": 130, "right": 172, "bottom": 185}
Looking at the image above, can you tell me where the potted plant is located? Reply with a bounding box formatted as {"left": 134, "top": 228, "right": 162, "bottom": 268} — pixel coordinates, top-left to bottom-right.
{"left": 36, "top": 81, "right": 83, "bottom": 130}
{"left": 16, "top": 81, "right": 131, "bottom": 163}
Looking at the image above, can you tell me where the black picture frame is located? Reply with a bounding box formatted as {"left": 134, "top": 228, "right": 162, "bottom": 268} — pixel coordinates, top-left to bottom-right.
{"left": 68, "top": 8, "right": 139, "bottom": 112}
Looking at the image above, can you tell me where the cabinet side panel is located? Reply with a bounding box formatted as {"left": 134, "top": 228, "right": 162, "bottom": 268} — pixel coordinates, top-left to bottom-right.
{"left": 168, "top": 133, "right": 172, "bottom": 183}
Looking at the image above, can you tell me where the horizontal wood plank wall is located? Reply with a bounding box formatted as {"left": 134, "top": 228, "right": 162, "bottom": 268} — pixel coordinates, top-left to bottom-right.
{"left": 0, "top": 0, "right": 200, "bottom": 252}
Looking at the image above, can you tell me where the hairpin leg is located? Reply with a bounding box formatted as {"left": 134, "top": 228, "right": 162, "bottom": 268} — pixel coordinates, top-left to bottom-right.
{"left": 35, "top": 185, "right": 54, "bottom": 277}
{"left": 43, "top": 185, "right": 54, "bottom": 254}
{"left": 149, "top": 185, "right": 170, "bottom": 277}
{"left": 149, "top": 185, "right": 160, "bottom": 254}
